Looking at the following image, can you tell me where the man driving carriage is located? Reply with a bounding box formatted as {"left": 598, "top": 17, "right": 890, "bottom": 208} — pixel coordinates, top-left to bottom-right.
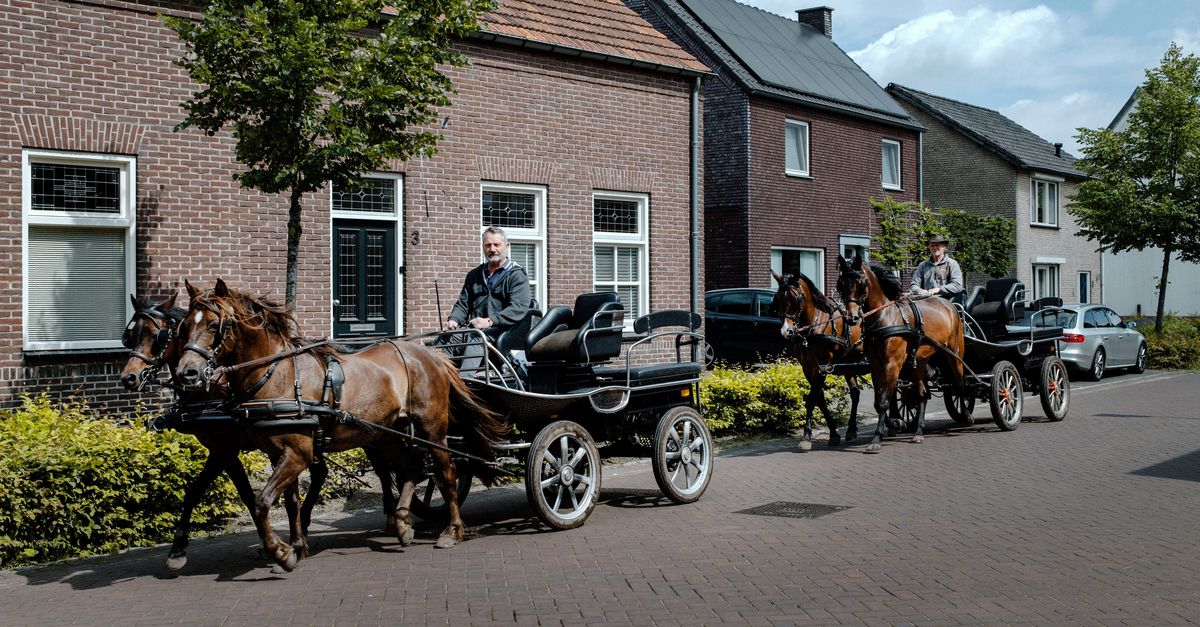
{"left": 909, "top": 234, "right": 963, "bottom": 300}
{"left": 446, "top": 226, "right": 531, "bottom": 371}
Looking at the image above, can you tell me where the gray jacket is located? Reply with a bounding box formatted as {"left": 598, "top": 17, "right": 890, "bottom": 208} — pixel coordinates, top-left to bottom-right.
{"left": 449, "top": 259, "right": 531, "bottom": 333}
{"left": 910, "top": 256, "right": 964, "bottom": 298}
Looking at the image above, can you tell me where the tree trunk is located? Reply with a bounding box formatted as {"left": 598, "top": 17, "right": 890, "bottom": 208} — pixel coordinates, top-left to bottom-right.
{"left": 1154, "top": 246, "right": 1172, "bottom": 333}
{"left": 286, "top": 189, "right": 303, "bottom": 312}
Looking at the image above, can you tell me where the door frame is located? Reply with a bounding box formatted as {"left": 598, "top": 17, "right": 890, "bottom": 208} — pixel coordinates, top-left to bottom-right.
{"left": 330, "top": 173, "right": 404, "bottom": 337}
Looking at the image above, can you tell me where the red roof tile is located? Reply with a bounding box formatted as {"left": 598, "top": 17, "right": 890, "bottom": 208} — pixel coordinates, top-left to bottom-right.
{"left": 479, "top": 0, "right": 708, "bottom": 73}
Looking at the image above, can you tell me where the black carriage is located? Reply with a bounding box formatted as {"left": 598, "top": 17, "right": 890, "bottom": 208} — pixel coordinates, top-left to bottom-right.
{"left": 894, "top": 278, "right": 1071, "bottom": 432}
{"left": 419, "top": 292, "right": 713, "bottom": 530}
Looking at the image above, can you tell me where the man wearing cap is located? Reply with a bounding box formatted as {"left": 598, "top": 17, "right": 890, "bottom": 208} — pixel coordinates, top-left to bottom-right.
{"left": 910, "top": 234, "right": 963, "bottom": 299}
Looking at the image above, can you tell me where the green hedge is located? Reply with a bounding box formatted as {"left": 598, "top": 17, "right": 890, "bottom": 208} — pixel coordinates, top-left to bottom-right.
{"left": 700, "top": 361, "right": 851, "bottom": 434}
{"left": 0, "top": 395, "right": 263, "bottom": 569}
{"left": 1142, "top": 317, "right": 1200, "bottom": 370}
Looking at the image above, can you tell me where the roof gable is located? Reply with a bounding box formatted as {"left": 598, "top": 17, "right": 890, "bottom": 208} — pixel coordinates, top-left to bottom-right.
{"left": 479, "top": 0, "right": 708, "bottom": 74}
{"left": 888, "top": 84, "right": 1085, "bottom": 179}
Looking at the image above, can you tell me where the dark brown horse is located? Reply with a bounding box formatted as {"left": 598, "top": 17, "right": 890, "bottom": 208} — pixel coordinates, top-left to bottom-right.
{"left": 835, "top": 254, "right": 967, "bottom": 453}
{"left": 120, "top": 294, "right": 398, "bottom": 571}
{"left": 173, "top": 280, "right": 507, "bottom": 571}
{"left": 770, "top": 271, "right": 864, "bottom": 449}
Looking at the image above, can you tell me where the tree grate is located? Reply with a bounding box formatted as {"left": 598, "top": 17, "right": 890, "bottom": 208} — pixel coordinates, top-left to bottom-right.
{"left": 735, "top": 501, "right": 851, "bottom": 519}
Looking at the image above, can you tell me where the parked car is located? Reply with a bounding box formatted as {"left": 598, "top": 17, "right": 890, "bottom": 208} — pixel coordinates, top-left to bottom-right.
{"left": 703, "top": 288, "right": 786, "bottom": 365}
{"left": 1028, "top": 303, "right": 1147, "bottom": 380}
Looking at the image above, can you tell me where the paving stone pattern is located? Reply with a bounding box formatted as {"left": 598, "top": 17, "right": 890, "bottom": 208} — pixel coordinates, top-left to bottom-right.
{"left": 3, "top": 371, "right": 1199, "bottom": 625}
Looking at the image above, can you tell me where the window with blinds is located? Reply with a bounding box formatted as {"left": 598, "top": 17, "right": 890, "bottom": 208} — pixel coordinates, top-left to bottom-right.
{"left": 593, "top": 192, "right": 648, "bottom": 326}
{"left": 24, "top": 151, "right": 135, "bottom": 350}
{"left": 481, "top": 182, "right": 546, "bottom": 308}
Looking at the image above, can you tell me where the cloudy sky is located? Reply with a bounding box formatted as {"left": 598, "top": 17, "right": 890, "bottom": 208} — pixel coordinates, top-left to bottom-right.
{"left": 738, "top": 0, "right": 1200, "bottom": 155}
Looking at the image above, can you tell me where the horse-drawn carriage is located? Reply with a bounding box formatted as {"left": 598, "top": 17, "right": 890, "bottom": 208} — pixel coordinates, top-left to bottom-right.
{"left": 121, "top": 282, "right": 710, "bottom": 572}
{"left": 773, "top": 254, "right": 1070, "bottom": 453}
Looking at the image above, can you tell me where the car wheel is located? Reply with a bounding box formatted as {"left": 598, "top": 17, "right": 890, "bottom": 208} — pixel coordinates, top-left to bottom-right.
{"left": 1131, "top": 343, "right": 1147, "bottom": 374}
{"left": 1087, "top": 347, "right": 1106, "bottom": 381}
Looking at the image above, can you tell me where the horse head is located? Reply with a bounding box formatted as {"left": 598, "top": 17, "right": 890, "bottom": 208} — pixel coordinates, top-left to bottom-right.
{"left": 175, "top": 279, "right": 240, "bottom": 390}
{"left": 836, "top": 253, "right": 904, "bottom": 326}
{"left": 120, "top": 292, "right": 181, "bottom": 391}
{"left": 771, "top": 270, "right": 809, "bottom": 338}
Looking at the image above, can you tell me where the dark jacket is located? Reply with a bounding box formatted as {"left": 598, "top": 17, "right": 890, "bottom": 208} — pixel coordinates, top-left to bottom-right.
{"left": 449, "top": 260, "right": 531, "bottom": 333}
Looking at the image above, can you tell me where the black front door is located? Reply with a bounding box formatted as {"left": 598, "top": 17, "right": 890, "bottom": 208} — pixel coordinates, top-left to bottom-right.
{"left": 333, "top": 219, "right": 396, "bottom": 338}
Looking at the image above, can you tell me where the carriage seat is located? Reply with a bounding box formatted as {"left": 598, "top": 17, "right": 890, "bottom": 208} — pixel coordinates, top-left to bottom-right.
{"left": 494, "top": 299, "right": 541, "bottom": 356}
{"left": 527, "top": 292, "right": 625, "bottom": 363}
{"left": 1029, "top": 296, "right": 1063, "bottom": 312}
{"left": 966, "top": 278, "right": 1026, "bottom": 324}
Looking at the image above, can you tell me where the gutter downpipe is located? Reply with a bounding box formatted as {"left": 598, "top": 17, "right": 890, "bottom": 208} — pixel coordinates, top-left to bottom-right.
{"left": 918, "top": 131, "right": 924, "bottom": 205}
{"left": 690, "top": 75, "right": 701, "bottom": 320}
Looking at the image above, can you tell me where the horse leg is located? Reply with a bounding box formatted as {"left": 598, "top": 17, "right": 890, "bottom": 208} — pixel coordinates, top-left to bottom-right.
{"left": 365, "top": 446, "right": 398, "bottom": 534}
{"left": 865, "top": 359, "right": 903, "bottom": 454}
{"left": 253, "top": 449, "right": 308, "bottom": 572}
{"left": 166, "top": 448, "right": 231, "bottom": 571}
{"left": 390, "top": 453, "right": 420, "bottom": 547}
{"left": 291, "top": 461, "right": 327, "bottom": 559}
{"left": 799, "top": 384, "right": 818, "bottom": 452}
{"left": 844, "top": 377, "right": 861, "bottom": 443}
{"left": 430, "top": 448, "right": 464, "bottom": 549}
{"left": 911, "top": 373, "right": 928, "bottom": 444}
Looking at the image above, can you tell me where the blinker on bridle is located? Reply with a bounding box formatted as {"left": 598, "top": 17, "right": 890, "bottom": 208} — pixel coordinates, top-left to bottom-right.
{"left": 124, "top": 307, "right": 175, "bottom": 367}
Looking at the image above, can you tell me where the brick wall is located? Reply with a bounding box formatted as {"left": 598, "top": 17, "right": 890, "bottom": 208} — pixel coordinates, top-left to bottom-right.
{"left": 746, "top": 99, "right": 921, "bottom": 292}
{"left": 0, "top": 0, "right": 702, "bottom": 415}
{"left": 1015, "top": 175, "right": 1099, "bottom": 303}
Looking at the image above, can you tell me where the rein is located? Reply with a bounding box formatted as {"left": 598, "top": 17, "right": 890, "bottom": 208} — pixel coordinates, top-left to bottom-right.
{"left": 210, "top": 330, "right": 445, "bottom": 382}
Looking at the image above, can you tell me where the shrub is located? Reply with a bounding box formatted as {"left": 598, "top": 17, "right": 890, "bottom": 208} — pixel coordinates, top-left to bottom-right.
{"left": 0, "top": 395, "right": 257, "bottom": 568}
{"left": 1142, "top": 317, "right": 1200, "bottom": 370}
{"left": 700, "top": 361, "right": 853, "bottom": 435}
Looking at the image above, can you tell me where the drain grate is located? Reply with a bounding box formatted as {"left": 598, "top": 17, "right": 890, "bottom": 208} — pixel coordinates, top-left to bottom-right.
{"left": 735, "top": 501, "right": 851, "bottom": 519}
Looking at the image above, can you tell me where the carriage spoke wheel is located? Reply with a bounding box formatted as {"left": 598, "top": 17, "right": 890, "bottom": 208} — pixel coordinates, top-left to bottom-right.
{"left": 1038, "top": 357, "right": 1070, "bottom": 422}
{"left": 989, "top": 360, "right": 1024, "bottom": 431}
{"left": 525, "top": 420, "right": 600, "bottom": 530}
{"left": 410, "top": 461, "right": 474, "bottom": 522}
{"left": 893, "top": 391, "right": 921, "bottom": 434}
{"left": 944, "top": 388, "right": 976, "bottom": 426}
{"left": 653, "top": 406, "right": 714, "bottom": 504}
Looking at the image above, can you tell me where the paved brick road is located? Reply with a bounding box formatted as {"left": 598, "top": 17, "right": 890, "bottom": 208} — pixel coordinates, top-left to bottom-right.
{"left": 3, "top": 370, "right": 1199, "bottom": 625}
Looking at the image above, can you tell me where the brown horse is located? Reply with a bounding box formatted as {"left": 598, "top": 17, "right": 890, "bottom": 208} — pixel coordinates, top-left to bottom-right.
{"left": 835, "top": 253, "right": 967, "bottom": 453}
{"left": 173, "top": 279, "right": 507, "bottom": 571}
{"left": 770, "top": 271, "right": 864, "bottom": 449}
{"left": 120, "top": 294, "right": 399, "bottom": 571}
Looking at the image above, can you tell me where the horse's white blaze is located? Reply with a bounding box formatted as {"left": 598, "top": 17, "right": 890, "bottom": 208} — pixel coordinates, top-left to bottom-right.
{"left": 192, "top": 311, "right": 203, "bottom": 326}
{"left": 780, "top": 319, "right": 792, "bottom": 338}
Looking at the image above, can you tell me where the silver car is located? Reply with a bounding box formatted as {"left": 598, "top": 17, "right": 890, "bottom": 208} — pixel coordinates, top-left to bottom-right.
{"left": 1032, "top": 304, "right": 1147, "bottom": 380}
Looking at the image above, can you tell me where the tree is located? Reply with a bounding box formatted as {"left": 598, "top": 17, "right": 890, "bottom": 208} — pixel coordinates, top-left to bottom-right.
{"left": 869, "top": 197, "right": 1015, "bottom": 280}
{"left": 1072, "top": 43, "right": 1200, "bottom": 331}
{"left": 166, "top": 0, "right": 493, "bottom": 308}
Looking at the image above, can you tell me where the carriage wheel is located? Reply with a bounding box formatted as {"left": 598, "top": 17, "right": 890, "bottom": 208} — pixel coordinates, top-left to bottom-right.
{"left": 943, "top": 388, "right": 976, "bottom": 425}
{"left": 988, "top": 361, "right": 1024, "bottom": 431}
{"left": 653, "top": 406, "right": 714, "bottom": 504}
{"left": 1038, "top": 357, "right": 1070, "bottom": 422}
{"left": 409, "top": 463, "right": 474, "bottom": 522}
{"left": 893, "top": 389, "right": 921, "bottom": 434}
{"left": 525, "top": 420, "right": 601, "bottom": 530}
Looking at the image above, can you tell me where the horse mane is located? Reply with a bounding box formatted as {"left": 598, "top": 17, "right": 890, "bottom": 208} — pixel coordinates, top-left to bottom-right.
{"left": 867, "top": 262, "right": 904, "bottom": 301}
{"left": 796, "top": 273, "right": 836, "bottom": 314}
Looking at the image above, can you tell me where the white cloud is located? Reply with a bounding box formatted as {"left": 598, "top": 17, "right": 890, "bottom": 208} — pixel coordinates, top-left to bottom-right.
{"left": 1001, "top": 91, "right": 1113, "bottom": 154}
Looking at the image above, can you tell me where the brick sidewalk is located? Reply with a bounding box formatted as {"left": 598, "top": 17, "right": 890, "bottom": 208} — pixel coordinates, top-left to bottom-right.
{"left": 3, "top": 371, "right": 1199, "bottom": 625}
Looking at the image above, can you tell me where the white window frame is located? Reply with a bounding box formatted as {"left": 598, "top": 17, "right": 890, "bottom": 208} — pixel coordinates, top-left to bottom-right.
{"left": 329, "top": 173, "right": 404, "bottom": 335}
{"left": 481, "top": 182, "right": 547, "bottom": 310}
{"left": 785, "top": 119, "right": 810, "bottom": 177}
{"left": 592, "top": 190, "right": 649, "bottom": 329}
{"left": 1031, "top": 177, "right": 1060, "bottom": 227}
{"left": 22, "top": 149, "right": 137, "bottom": 351}
{"left": 881, "top": 139, "right": 902, "bottom": 190}
{"left": 1032, "top": 263, "right": 1060, "bottom": 300}
{"left": 839, "top": 235, "right": 871, "bottom": 263}
{"left": 770, "top": 246, "right": 825, "bottom": 293}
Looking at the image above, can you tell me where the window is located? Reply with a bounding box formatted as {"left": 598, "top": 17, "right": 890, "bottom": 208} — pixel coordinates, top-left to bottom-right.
{"left": 1083, "top": 308, "right": 1109, "bottom": 329}
{"left": 785, "top": 120, "right": 810, "bottom": 176}
{"left": 839, "top": 235, "right": 870, "bottom": 262}
{"left": 754, "top": 292, "right": 777, "bottom": 318}
{"left": 1031, "top": 179, "right": 1059, "bottom": 226}
{"left": 482, "top": 183, "right": 546, "bottom": 309}
{"left": 593, "top": 191, "right": 649, "bottom": 327}
{"left": 770, "top": 247, "right": 824, "bottom": 292}
{"left": 1104, "top": 309, "right": 1124, "bottom": 327}
{"left": 23, "top": 150, "right": 136, "bottom": 350}
{"left": 331, "top": 174, "right": 403, "bottom": 335}
{"left": 882, "top": 140, "right": 901, "bottom": 189}
{"left": 1078, "top": 271, "right": 1090, "bottom": 304}
{"left": 1032, "top": 264, "right": 1059, "bottom": 300}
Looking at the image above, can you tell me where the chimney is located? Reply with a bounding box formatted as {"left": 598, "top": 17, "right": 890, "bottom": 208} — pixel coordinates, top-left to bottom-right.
{"left": 796, "top": 6, "right": 833, "bottom": 38}
{"left": 1054, "top": 142, "right": 1063, "bottom": 157}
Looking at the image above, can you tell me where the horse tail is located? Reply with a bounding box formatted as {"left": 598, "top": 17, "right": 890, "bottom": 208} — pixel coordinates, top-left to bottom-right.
{"left": 440, "top": 355, "right": 509, "bottom": 486}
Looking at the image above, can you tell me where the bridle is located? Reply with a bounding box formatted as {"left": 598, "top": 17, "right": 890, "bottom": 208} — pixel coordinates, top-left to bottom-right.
{"left": 122, "top": 305, "right": 181, "bottom": 392}
{"left": 181, "top": 297, "right": 234, "bottom": 387}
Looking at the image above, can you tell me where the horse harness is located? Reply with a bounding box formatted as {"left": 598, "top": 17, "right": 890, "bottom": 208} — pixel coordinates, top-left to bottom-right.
{"left": 863, "top": 298, "right": 960, "bottom": 370}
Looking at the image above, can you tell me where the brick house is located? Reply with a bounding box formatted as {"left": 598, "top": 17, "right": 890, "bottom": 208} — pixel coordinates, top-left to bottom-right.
{"left": 628, "top": 0, "right": 923, "bottom": 294}
{"left": 1, "top": 0, "right": 706, "bottom": 413}
{"left": 886, "top": 84, "right": 1099, "bottom": 304}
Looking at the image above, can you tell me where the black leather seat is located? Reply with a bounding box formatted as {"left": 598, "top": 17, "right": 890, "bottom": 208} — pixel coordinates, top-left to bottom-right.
{"left": 495, "top": 299, "right": 541, "bottom": 356}
{"left": 1029, "top": 296, "right": 1063, "bottom": 311}
{"left": 967, "top": 278, "right": 1026, "bottom": 324}
{"left": 527, "top": 293, "right": 625, "bottom": 363}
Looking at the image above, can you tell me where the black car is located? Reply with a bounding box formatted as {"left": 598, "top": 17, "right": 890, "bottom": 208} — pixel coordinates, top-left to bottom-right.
{"left": 703, "top": 288, "right": 786, "bottom": 365}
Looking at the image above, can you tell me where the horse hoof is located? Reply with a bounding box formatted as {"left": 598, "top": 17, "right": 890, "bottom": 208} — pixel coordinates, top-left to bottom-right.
{"left": 798, "top": 439, "right": 813, "bottom": 452}
{"left": 911, "top": 435, "right": 924, "bottom": 444}
{"left": 828, "top": 434, "right": 842, "bottom": 447}
{"left": 864, "top": 443, "right": 882, "bottom": 454}
{"left": 272, "top": 547, "right": 297, "bottom": 572}
{"left": 435, "top": 535, "right": 457, "bottom": 549}
{"left": 292, "top": 543, "right": 310, "bottom": 559}
{"left": 398, "top": 526, "right": 415, "bottom": 547}
{"left": 165, "top": 553, "right": 187, "bottom": 572}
